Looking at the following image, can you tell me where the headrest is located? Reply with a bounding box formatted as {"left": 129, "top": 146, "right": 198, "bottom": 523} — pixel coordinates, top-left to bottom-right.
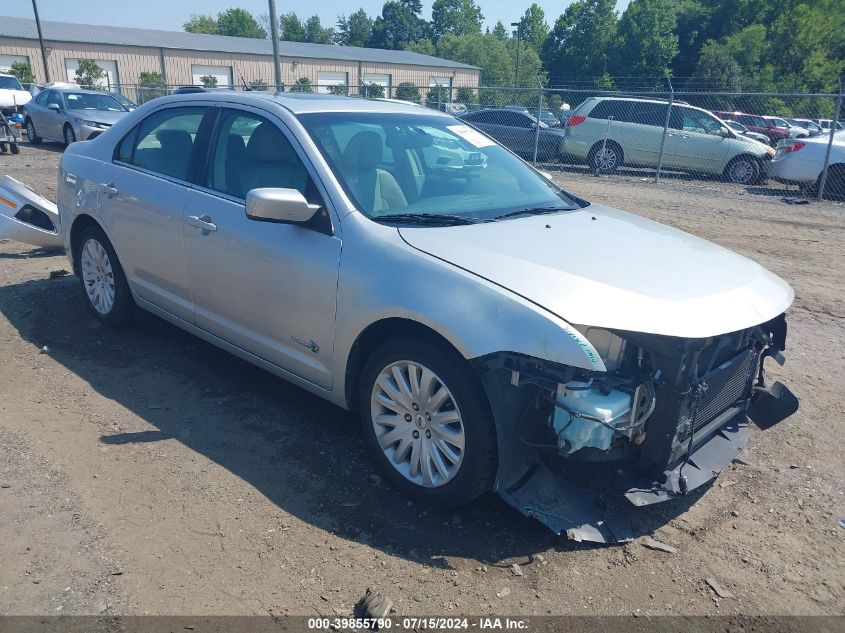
{"left": 245, "top": 122, "right": 297, "bottom": 163}
{"left": 227, "top": 133, "right": 246, "bottom": 156}
{"left": 343, "top": 131, "right": 383, "bottom": 171}
{"left": 155, "top": 129, "right": 192, "bottom": 155}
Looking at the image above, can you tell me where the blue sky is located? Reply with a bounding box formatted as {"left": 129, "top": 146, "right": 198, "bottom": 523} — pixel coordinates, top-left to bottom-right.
{"left": 6, "top": 1, "right": 632, "bottom": 33}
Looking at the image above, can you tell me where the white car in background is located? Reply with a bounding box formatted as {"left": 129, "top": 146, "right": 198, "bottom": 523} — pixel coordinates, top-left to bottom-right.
{"left": 768, "top": 130, "right": 845, "bottom": 198}
{"left": 0, "top": 73, "right": 32, "bottom": 112}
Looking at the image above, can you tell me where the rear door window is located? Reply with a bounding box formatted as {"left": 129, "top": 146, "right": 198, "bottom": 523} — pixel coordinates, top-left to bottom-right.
{"left": 629, "top": 102, "right": 667, "bottom": 126}
{"left": 588, "top": 100, "right": 630, "bottom": 122}
{"left": 116, "top": 107, "right": 206, "bottom": 181}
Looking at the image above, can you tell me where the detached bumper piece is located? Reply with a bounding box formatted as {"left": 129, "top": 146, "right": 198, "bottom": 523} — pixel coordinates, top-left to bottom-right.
{"left": 500, "top": 463, "right": 634, "bottom": 543}
{"left": 0, "top": 175, "right": 63, "bottom": 249}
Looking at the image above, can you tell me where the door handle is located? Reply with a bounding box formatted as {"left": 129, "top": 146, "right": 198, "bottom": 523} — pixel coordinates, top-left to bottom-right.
{"left": 188, "top": 214, "right": 218, "bottom": 232}
{"left": 100, "top": 182, "right": 118, "bottom": 196}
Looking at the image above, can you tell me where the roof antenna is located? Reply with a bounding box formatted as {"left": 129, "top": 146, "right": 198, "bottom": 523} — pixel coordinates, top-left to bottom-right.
{"left": 233, "top": 59, "right": 250, "bottom": 91}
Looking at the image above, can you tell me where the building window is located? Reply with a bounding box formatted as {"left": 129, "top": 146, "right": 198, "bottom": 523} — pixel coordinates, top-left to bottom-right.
{"left": 316, "top": 71, "right": 348, "bottom": 95}
{"left": 64, "top": 58, "right": 120, "bottom": 91}
{"left": 429, "top": 76, "right": 452, "bottom": 88}
{"left": 0, "top": 54, "right": 29, "bottom": 74}
{"left": 191, "top": 65, "right": 233, "bottom": 88}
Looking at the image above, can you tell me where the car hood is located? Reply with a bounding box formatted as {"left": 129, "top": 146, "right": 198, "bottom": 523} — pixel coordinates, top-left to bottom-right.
{"left": 398, "top": 205, "right": 794, "bottom": 339}
{"left": 65, "top": 108, "right": 127, "bottom": 125}
{"left": 0, "top": 88, "right": 31, "bottom": 108}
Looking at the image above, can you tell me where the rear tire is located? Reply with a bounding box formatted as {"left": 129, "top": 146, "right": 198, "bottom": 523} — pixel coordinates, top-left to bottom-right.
{"left": 588, "top": 141, "right": 622, "bottom": 172}
{"left": 73, "top": 225, "right": 135, "bottom": 326}
{"left": 25, "top": 118, "right": 41, "bottom": 145}
{"left": 359, "top": 337, "right": 498, "bottom": 507}
{"left": 725, "top": 155, "right": 760, "bottom": 185}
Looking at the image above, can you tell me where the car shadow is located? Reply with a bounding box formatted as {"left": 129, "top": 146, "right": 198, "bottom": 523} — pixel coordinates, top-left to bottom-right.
{"left": 0, "top": 271, "right": 703, "bottom": 566}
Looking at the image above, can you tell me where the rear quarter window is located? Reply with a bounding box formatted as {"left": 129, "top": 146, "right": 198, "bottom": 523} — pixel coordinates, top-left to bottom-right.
{"left": 588, "top": 100, "right": 631, "bottom": 122}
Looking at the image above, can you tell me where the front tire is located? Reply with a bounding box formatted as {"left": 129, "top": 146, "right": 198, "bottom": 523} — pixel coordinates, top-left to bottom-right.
{"left": 63, "top": 124, "right": 76, "bottom": 146}
{"left": 25, "top": 118, "right": 41, "bottom": 144}
{"left": 359, "top": 338, "right": 497, "bottom": 507}
{"left": 74, "top": 225, "right": 134, "bottom": 326}
{"left": 725, "top": 155, "right": 760, "bottom": 184}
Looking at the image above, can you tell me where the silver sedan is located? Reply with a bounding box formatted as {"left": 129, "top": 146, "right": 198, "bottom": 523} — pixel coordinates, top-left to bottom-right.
{"left": 16, "top": 91, "right": 797, "bottom": 542}
{"left": 23, "top": 87, "right": 130, "bottom": 145}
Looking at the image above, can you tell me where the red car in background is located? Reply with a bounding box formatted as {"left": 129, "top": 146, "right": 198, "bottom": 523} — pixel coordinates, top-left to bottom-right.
{"left": 714, "top": 111, "right": 791, "bottom": 146}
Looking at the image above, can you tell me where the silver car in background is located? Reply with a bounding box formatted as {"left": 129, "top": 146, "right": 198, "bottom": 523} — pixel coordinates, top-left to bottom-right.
{"left": 14, "top": 91, "right": 797, "bottom": 542}
{"left": 23, "top": 87, "right": 131, "bottom": 145}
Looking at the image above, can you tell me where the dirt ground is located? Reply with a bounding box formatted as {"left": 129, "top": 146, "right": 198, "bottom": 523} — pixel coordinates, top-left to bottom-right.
{"left": 0, "top": 143, "right": 843, "bottom": 618}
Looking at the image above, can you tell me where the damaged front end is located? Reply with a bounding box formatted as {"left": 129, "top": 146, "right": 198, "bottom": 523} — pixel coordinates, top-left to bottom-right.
{"left": 474, "top": 314, "right": 798, "bottom": 543}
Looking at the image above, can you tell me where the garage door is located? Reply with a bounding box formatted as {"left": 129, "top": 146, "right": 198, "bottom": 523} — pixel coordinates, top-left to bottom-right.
{"left": 65, "top": 59, "right": 120, "bottom": 91}
{"left": 0, "top": 55, "right": 28, "bottom": 74}
{"left": 191, "top": 65, "right": 233, "bottom": 88}
{"left": 317, "top": 71, "right": 348, "bottom": 94}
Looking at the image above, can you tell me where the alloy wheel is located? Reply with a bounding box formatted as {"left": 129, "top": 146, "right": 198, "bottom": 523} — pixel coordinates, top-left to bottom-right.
{"left": 64, "top": 126, "right": 76, "bottom": 145}
{"left": 80, "top": 238, "right": 115, "bottom": 315}
{"left": 728, "top": 158, "right": 755, "bottom": 184}
{"left": 370, "top": 360, "right": 465, "bottom": 488}
{"left": 593, "top": 146, "right": 618, "bottom": 171}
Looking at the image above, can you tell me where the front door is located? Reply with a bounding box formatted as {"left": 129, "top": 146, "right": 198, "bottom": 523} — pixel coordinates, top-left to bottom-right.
{"left": 181, "top": 107, "right": 341, "bottom": 388}
{"left": 102, "top": 105, "right": 209, "bottom": 321}
{"left": 665, "top": 106, "right": 730, "bottom": 174}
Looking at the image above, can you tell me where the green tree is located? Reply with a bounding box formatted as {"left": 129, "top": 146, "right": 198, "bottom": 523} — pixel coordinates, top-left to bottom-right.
{"left": 291, "top": 77, "right": 313, "bottom": 93}
{"left": 363, "top": 82, "right": 386, "bottom": 98}
{"left": 615, "top": 0, "right": 678, "bottom": 80}
{"left": 491, "top": 21, "right": 508, "bottom": 41}
{"left": 200, "top": 75, "right": 218, "bottom": 88}
{"left": 369, "top": 1, "right": 424, "bottom": 50}
{"left": 335, "top": 9, "right": 374, "bottom": 47}
{"left": 328, "top": 84, "right": 349, "bottom": 95}
{"left": 541, "top": 0, "right": 618, "bottom": 86}
{"left": 279, "top": 13, "right": 307, "bottom": 41}
{"left": 138, "top": 71, "right": 167, "bottom": 103}
{"left": 184, "top": 14, "right": 218, "bottom": 34}
{"left": 405, "top": 38, "right": 436, "bottom": 56}
{"left": 9, "top": 61, "right": 34, "bottom": 85}
{"left": 519, "top": 4, "right": 549, "bottom": 52}
{"left": 691, "top": 40, "right": 743, "bottom": 91}
{"left": 215, "top": 8, "right": 266, "bottom": 38}
{"left": 304, "top": 15, "right": 334, "bottom": 44}
{"left": 249, "top": 79, "right": 269, "bottom": 91}
{"left": 455, "top": 85, "right": 477, "bottom": 104}
{"left": 75, "top": 59, "right": 105, "bottom": 89}
{"left": 430, "top": 0, "right": 484, "bottom": 41}
{"left": 426, "top": 85, "right": 450, "bottom": 107}
{"left": 395, "top": 81, "right": 421, "bottom": 102}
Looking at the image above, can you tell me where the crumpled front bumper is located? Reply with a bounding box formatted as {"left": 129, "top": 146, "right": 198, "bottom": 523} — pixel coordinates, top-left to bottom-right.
{"left": 497, "top": 381, "right": 798, "bottom": 544}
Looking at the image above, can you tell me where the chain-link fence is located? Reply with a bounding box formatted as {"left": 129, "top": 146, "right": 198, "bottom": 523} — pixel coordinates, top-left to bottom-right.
{"left": 12, "top": 79, "right": 845, "bottom": 200}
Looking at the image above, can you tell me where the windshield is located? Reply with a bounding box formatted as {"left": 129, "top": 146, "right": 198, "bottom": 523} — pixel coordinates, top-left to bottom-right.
{"left": 64, "top": 92, "right": 127, "bottom": 112}
{"left": 0, "top": 76, "right": 24, "bottom": 90}
{"left": 299, "top": 112, "right": 579, "bottom": 222}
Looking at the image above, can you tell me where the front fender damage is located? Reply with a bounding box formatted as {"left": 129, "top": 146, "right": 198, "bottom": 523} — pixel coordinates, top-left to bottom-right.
{"left": 473, "top": 314, "right": 798, "bottom": 544}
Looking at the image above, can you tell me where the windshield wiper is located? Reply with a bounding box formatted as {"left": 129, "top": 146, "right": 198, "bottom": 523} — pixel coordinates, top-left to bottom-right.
{"left": 493, "top": 206, "right": 571, "bottom": 221}
{"left": 372, "top": 213, "right": 480, "bottom": 226}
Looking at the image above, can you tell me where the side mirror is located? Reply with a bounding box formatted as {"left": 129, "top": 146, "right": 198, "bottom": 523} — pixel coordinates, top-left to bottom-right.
{"left": 539, "top": 170, "right": 554, "bottom": 181}
{"left": 245, "top": 188, "right": 320, "bottom": 224}
{"left": 718, "top": 126, "right": 730, "bottom": 137}
{"left": 47, "top": 103, "right": 61, "bottom": 111}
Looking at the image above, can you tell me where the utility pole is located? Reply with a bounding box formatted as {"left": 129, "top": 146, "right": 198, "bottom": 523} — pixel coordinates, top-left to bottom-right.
{"left": 511, "top": 21, "right": 521, "bottom": 89}
{"left": 31, "top": 0, "right": 50, "bottom": 82}
{"left": 268, "top": 0, "right": 282, "bottom": 91}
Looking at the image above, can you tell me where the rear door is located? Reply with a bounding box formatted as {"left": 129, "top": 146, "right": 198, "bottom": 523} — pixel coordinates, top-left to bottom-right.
{"left": 102, "top": 104, "right": 210, "bottom": 321}
{"left": 39, "top": 90, "right": 64, "bottom": 140}
{"left": 623, "top": 101, "right": 667, "bottom": 166}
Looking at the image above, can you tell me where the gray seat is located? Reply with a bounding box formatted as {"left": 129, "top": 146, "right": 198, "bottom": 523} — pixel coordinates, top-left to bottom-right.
{"left": 237, "top": 122, "right": 308, "bottom": 197}
{"left": 341, "top": 131, "right": 407, "bottom": 215}
{"left": 150, "top": 129, "right": 193, "bottom": 180}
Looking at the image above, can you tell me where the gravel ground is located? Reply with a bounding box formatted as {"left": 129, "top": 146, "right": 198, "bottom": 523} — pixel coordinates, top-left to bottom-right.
{"left": 0, "top": 143, "right": 843, "bottom": 618}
